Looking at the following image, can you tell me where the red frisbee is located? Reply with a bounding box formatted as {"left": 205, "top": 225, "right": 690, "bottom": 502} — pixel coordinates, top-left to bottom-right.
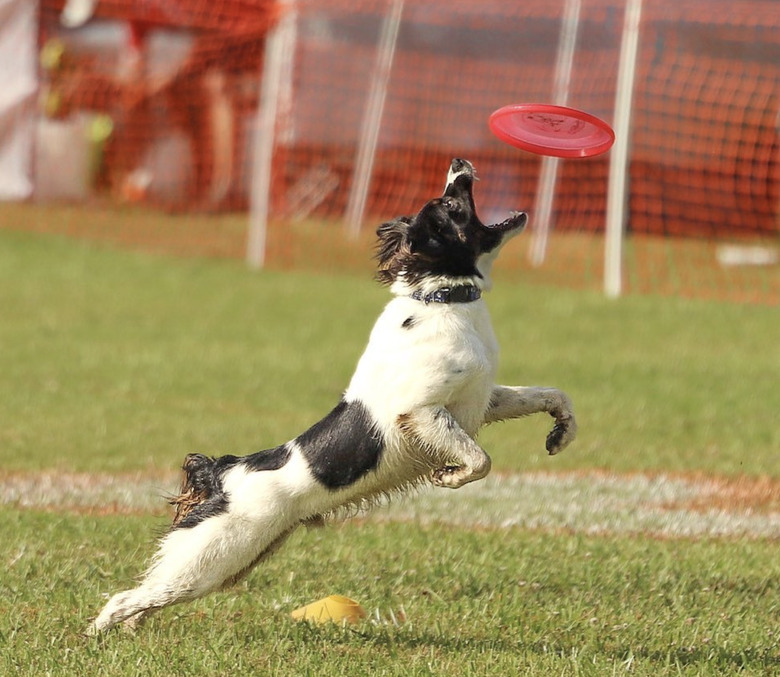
{"left": 489, "top": 103, "right": 615, "bottom": 158}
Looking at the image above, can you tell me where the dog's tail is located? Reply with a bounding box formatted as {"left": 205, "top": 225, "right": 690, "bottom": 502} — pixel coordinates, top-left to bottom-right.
{"left": 168, "top": 453, "right": 226, "bottom": 526}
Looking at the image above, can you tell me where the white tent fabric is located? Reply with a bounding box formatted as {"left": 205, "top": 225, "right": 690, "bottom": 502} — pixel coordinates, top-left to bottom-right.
{"left": 0, "top": 0, "right": 38, "bottom": 200}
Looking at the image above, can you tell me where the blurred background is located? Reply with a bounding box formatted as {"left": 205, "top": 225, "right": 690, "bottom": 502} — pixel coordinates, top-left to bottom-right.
{"left": 1, "top": 0, "right": 778, "bottom": 302}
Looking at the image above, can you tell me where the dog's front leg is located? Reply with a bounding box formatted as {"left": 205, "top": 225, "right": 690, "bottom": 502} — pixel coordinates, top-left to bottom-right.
{"left": 484, "top": 386, "right": 577, "bottom": 454}
{"left": 398, "top": 407, "right": 491, "bottom": 489}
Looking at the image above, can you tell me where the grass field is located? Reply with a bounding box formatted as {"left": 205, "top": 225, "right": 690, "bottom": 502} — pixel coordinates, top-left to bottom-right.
{"left": 1, "top": 227, "right": 778, "bottom": 675}
{"left": 3, "top": 510, "right": 779, "bottom": 676}
{"left": 1, "top": 228, "right": 777, "bottom": 476}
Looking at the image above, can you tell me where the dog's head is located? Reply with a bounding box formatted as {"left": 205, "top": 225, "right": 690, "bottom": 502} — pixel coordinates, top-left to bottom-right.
{"left": 376, "top": 159, "right": 527, "bottom": 290}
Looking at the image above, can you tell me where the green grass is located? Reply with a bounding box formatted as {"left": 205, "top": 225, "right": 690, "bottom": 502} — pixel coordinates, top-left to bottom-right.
{"left": 2, "top": 508, "right": 778, "bottom": 676}
{"left": 0, "top": 228, "right": 777, "bottom": 476}
{"left": 1, "top": 228, "right": 779, "bottom": 675}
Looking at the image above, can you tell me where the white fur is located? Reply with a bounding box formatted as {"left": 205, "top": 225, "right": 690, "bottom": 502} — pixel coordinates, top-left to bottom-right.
{"left": 346, "top": 295, "right": 497, "bottom": 438}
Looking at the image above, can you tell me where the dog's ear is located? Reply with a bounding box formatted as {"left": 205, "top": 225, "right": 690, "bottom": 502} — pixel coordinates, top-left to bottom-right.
{"left": 375, "top": 216, "right": 412, "bottom": 285}
{"left": 376, "top": 216, "right": 411, "bottom": 259}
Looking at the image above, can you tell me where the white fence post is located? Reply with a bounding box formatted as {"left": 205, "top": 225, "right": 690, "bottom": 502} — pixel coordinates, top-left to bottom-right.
{"left": 345, "top": 0, "right": 404, "bottom": 238}
{"left": 604, "top": 0, "right": 642, "bottom": 297}
{"left": 529, "top": 0, "right": 581, "bottom": 267}
{"left": 247, "top": 0, "right": 297, "bottom": 269}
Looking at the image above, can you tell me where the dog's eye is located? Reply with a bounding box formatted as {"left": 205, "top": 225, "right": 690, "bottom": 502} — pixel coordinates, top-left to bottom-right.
{"left": 443, "top": 198, "right": 462, "bottom": 215}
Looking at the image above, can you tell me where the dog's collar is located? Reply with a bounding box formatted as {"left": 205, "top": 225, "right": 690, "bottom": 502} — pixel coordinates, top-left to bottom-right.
{"left": 409, "top": 285, "right": 482, "bottom": 305}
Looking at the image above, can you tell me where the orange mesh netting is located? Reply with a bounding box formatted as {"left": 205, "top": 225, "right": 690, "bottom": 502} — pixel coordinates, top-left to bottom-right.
{"left": 632, "top": 1, "right": 779, "bottom": 238}
{"left": 39, "top": 0, "right": 278, "bottom": 209}
{"left": 24, "top": 0, "right": 779, "bottom": 303}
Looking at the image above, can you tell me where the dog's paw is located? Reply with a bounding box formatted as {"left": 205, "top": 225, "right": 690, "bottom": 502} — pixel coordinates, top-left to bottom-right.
{"left": 432, "top": 461, "right": 491, "bottom": 489}
{"left": 432, "top": 465, "right": 465, "bottom": 488}
{"left": 122, "top": 610, "right": 150, "bottom": 633}
{"left": 545, "top": 415, "right": 577, "bottom": 455}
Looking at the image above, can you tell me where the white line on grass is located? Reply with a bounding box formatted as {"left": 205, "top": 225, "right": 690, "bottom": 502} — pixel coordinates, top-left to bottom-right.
{"left": 1, "top": 471, "right": 778, "bottom": 539}
{"left": 372, "top": 473, "right": 780, "bottom": 539}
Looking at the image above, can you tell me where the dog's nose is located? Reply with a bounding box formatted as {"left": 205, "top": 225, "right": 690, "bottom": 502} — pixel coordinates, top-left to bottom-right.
{"left": 450, "top": 158, "right": 474, "bottom": 176}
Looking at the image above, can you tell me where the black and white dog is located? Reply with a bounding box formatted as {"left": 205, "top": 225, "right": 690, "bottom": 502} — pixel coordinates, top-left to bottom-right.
{"left": 90, "top": 158, "right": 576, "bottom": 633}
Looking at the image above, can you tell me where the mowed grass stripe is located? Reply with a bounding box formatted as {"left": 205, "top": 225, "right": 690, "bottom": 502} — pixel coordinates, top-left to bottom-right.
{"left": 3, "top": 470, "right": 778, "bottom": 539}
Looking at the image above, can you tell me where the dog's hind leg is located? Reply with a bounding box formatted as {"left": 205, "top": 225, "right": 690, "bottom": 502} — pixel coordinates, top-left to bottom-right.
{"left": 121, "top": 609, "right": 156, "bottom": 632}
{"left": 483, "top": 385, "right": 577, "bottom": 454}
{"left": 89, "top": 513, "right": 296, "bottom": 634}
{"left": 88, "top": 586, "right": 173, "bottom": 635}
{"left": 398, "top": 406, "right": 491, "bottom": 489}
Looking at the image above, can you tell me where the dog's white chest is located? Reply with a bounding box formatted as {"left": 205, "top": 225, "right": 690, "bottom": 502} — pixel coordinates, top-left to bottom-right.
{"left": 344, "top": 297, "right": 498, "bottom": 434}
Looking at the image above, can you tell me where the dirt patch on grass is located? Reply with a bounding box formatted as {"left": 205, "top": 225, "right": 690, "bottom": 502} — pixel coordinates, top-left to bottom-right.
{"left": 1, "top": 469, "right": 778, "bottom": 539}
{"left": 657, "top": 473, "right": 780, "bottom": 515}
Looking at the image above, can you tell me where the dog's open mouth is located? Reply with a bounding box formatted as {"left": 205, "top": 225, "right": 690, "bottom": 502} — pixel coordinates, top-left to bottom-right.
{"left": 485, "top": 211, "right": 528, "bottom": 233}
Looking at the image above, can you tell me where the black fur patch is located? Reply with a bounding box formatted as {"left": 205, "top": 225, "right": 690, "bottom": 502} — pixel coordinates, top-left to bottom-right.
{"left": 170, "top": 446, "right": 291, "bottom": 530}
{"left": 171, "top": 454, "right": 240, "bottom": 530}
{"left": 402, "top": 316, "right": 417, "bottom": 329}
{"left": 374, "top": 159, "right": 526, "bottom": 287}
{"left": 297, "top": 399, "right": 383, "bottom": 489}
{"left": 242, "top": 444, "right": 292, "bottom": 472}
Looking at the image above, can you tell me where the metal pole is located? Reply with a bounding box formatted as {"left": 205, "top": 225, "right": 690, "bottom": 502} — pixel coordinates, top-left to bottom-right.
{"left": 604, "top": 0, "right": 642, "bottom": 297}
